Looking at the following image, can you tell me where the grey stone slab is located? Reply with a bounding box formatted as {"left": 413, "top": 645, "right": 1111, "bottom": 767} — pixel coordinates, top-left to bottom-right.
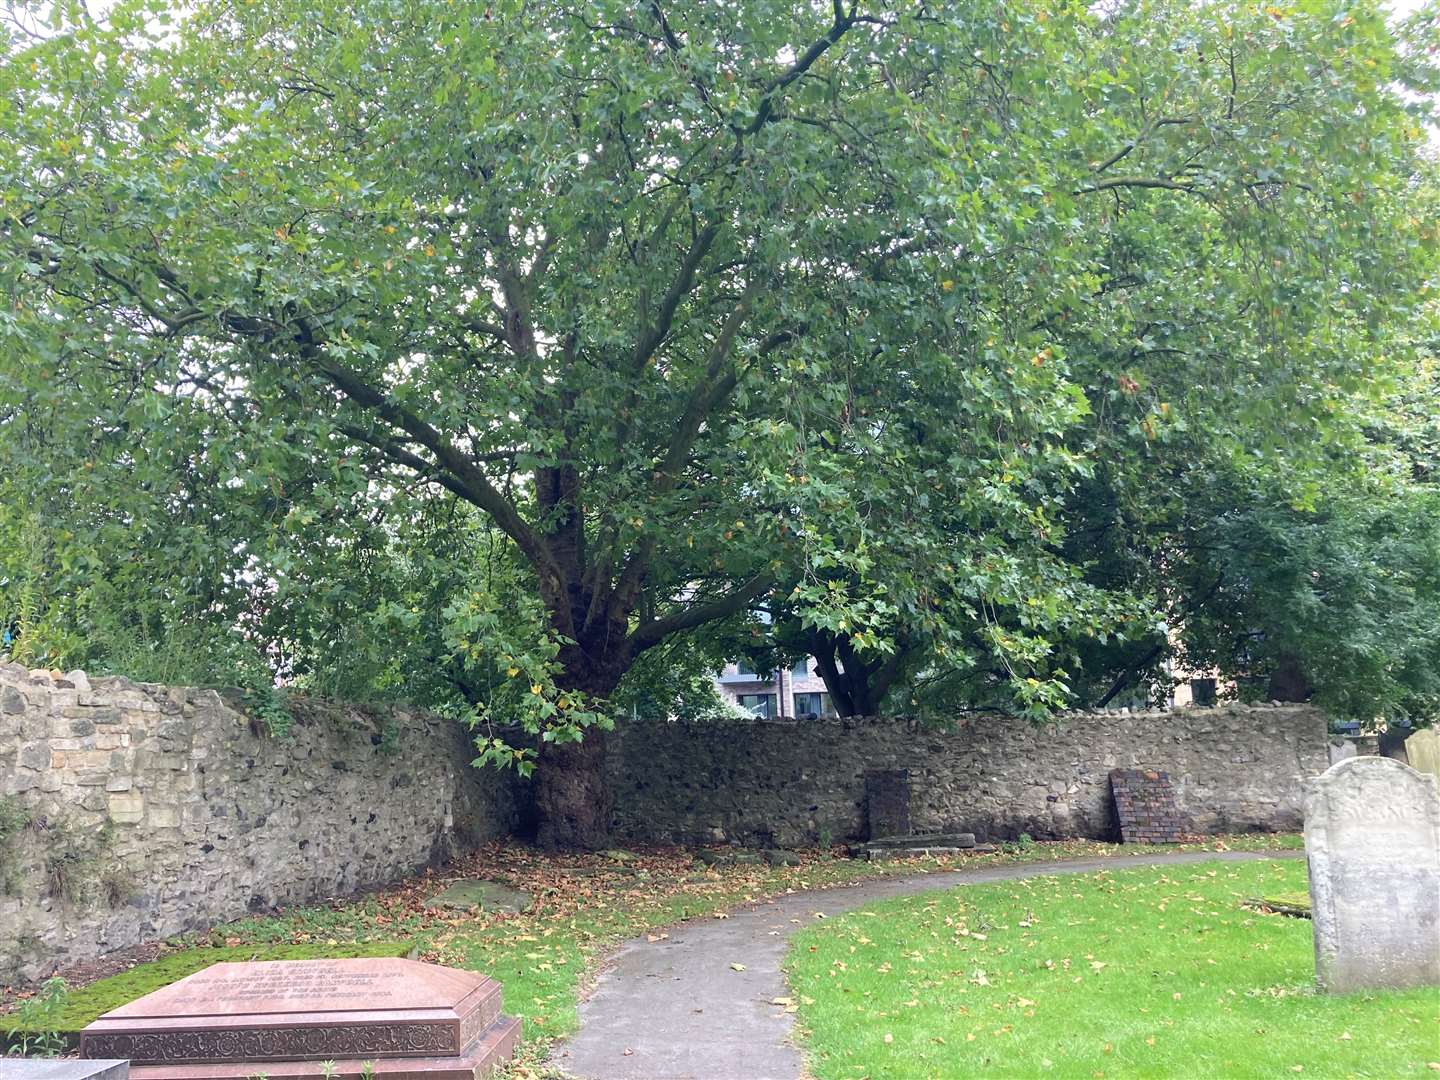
{"left": 0, "top": 1060, "right": 129, "bottom": 1080}
{"left": 427, "top": 878, "right": 532, "bottom": 914}
{"left": 1304, "top": 756, "right": 1440, "bottom": 993}
{"left": 867, "top": 831, "right": 976, "bottom": 849}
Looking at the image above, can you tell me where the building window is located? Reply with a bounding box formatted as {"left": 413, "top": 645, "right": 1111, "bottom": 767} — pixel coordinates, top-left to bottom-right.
{"left": 1190, "top": 677, "right": 1217, "bottom": 706}
{"left": 793, "top": 692, "right": 833, "bottom": 719}
{"left": 736, "top": 693, "right": 777, "bottom": 718}
{"left": 791, "top": 659, "right": 811, "bottom": 679}
{"left": 737, "top": 661, "right": 771, "bottom": 679}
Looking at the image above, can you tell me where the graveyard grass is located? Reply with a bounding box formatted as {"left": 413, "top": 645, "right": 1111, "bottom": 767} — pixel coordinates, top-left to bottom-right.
{"left": 787, "top": 859, "right": 1439, "bottom": 1080}
{"left": 2, "top": 835, "right": 1298, "bottom": 1071}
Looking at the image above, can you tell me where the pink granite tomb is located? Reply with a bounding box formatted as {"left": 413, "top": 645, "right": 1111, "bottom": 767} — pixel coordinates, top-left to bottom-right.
{"left": 78, "top": 958, "right": 521, "bottom": 1080}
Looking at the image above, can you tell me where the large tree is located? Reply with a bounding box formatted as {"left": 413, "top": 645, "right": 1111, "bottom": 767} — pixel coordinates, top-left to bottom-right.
{"left": 2, "top": 0, "right": 1433, "bottom": 844}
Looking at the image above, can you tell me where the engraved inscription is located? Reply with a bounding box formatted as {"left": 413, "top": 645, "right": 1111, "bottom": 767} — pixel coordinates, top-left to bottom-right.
{"left": 1303, "top": 756, "right": 1440, "bottom": 993}
{"left": 167, "top": 968, "right": 395, "bottom": 1008}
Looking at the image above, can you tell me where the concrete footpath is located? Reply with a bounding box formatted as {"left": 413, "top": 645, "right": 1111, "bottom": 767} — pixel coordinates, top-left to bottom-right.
{"left": 551, "top": 849, "right": 1299, "bottom": 1080}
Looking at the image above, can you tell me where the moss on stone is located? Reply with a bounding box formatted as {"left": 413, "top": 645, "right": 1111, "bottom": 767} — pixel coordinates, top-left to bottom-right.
{"left": 1247, "top": 891, "right": 1313, "bottom": 917}
{"left": 5, "top": 940, "right": 415, "bottom": 1046}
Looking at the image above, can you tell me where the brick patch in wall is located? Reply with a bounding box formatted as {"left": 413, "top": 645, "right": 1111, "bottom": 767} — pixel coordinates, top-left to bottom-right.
{"left": 1109, "top": 768, "right": 1188, "bottom": 843}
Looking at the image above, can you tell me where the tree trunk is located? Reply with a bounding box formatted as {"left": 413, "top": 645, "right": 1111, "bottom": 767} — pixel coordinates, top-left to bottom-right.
{"left": 534, "top": 730, "right": 613, "bottom": 851}
{"left": 1267, "top": 652, "right": 1312, "bottom": 702}
{"left": 809, "top": 628, "right": 908, "bottom": 717}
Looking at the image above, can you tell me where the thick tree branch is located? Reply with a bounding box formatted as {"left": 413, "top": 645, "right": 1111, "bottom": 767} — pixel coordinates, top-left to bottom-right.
{"left": 744, "top": 7, "right": 859, "bottom": 135}
{"left": 1075, "top": 175, "right": 1199, "bottom": 196}
{"left": 631, "top": 220, "right": 720, "bottom": 371}
{"left": 627, "top": 573, "right": 773, "bottom": 654}
{"left": 292, "top": 323, "right": 557, "bottom": 582}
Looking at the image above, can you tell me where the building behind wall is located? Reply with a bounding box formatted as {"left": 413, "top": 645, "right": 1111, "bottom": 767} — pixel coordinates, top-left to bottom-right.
{"left": 714, "top": 657, "right": 836, "bottom": 718}
{"left": 716, "top": 657, "right": 1263, "bottom": 719}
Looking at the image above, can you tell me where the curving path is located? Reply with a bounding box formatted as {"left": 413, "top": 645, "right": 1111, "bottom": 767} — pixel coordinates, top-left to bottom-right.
{"left": 551, "top": 850, "right": 1300, "bottom": 1080}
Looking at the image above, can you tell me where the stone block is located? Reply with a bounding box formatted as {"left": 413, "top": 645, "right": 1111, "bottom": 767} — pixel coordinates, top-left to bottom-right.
{"left": 63, "top": 705, "right": 121, "bottom": 723}
{"left": 147, "top": 803, "right": 181, "bottom": 829}
{"left": 17, "top": 741, "right": 49, "bottom": 769}
{"left": 1, "top": 684, "right": 25, "bottom": 714}
{"left": 106, "top": 775, "right": 133, "bottom": 792}
{"left": 1304, "top": 757, "right": 1440, "bottom": 993}
{"left": 108, "top": 791, "right": 145, "bottom": 825}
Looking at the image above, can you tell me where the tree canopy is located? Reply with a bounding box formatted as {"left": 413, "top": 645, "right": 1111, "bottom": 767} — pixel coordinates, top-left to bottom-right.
{"left": 2, "top": 0, "right": 1436, "bottom": 845}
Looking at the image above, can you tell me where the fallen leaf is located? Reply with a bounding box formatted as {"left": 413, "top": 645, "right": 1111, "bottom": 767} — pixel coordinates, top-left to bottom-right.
{"left": 884, "top": 1033, "right": 894, "bottom": 1044}
{"left": 730, "top": 962, "right": 746, "bottom": 972}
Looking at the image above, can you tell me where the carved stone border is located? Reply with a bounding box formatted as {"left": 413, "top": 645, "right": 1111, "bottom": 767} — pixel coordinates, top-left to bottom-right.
{"left": 82, "top": 1021, "right": 459, "bottom": 1065}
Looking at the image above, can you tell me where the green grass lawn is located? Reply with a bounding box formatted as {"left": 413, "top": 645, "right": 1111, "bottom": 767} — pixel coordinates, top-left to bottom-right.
{"left": 1, "top": 835, "right": 1308, "bottom": 1078}
{"left": 786, "top": 860, "right": 1440, "bottom": 1080}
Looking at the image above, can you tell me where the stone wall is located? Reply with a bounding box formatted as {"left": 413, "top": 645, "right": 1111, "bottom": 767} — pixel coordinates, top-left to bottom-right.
{"left": 0, "top": 662, "right": 1329, "bottom": 983}
{"left": 0, "top": 664, "right": 515, "bottom": 983}
{"left": 606, "top": 703, "right": 1328, "bottom": 847}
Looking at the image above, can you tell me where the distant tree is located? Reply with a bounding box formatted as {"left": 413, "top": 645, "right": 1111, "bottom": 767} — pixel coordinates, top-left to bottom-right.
{"left": 2, "top": 0, "right": 1434, "bottom": 844}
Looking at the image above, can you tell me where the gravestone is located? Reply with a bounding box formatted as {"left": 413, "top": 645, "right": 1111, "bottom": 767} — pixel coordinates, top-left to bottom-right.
{"left": 1, "top": 1062, "right": 129, "bottom": 1080}
{"left": 78, "top": 957, "right": 520, "bottom": 1079}
{"left": 864, "top": 769, "right": 911, "bottom": 840}
{"left": 1327, "top": 739, "right": 1357, "bottom": 767}
{"left": 1405, "top": 728, "right": 1440, "bottom": 787}
{"left": 1303, "top": 756, "right": 1440, "bottom": 993}
{"left": 1109, "top": 768, "right": 1186, "bottom": 843}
